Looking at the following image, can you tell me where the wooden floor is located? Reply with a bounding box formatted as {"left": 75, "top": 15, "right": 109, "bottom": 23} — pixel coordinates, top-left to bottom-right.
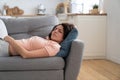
{"left": 77, "top": 59, "right": 120, "bottom": 80}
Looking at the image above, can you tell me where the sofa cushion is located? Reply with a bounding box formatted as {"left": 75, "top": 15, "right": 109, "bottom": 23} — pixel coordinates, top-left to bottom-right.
{"left": 0, "top": 56, "right": 64, "bottom": 71}
{"left": 56, "top": 28, "right": 78, "bottom": 58}
{"left": 1, "top": 16, "right": 59, "bottom": 39}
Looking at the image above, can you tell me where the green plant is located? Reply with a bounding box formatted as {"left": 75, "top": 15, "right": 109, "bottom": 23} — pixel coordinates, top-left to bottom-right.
{"left": 93, "top": 4, "right": 98, "bottom": 9}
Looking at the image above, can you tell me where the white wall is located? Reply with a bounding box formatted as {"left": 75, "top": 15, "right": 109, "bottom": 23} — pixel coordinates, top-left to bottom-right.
{"left": 104, "top": 0, "right": 120, "bottom": 64}
{"left": 0, "top": 0, "right": 63, "bottom": 15}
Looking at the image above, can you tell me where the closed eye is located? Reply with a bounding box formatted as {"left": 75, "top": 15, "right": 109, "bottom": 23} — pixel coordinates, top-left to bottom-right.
{"left": 58, "top": 30, "right": 63, "bottom": 33}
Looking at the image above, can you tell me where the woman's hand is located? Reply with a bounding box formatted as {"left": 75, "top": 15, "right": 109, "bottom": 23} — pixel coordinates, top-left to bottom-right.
{"left": 4, "top": 35, "right": 27, "bottom": 58}
{"left": 4, "top": 35, "right": 14, "bottom": 43}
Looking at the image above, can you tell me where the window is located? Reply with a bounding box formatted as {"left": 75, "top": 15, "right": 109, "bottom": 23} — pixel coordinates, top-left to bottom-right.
{"left": 70, "top": 0, "right": 102, "bottom": 13}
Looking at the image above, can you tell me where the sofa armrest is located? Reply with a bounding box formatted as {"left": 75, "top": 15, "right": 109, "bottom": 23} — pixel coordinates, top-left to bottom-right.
{"left": 65, "top": 39, "right": 84, "bottom": 80}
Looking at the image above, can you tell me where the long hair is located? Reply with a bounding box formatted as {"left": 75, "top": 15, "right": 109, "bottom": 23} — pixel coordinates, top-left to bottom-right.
{"left": 48, "top": 23, "right": 75, "bottom": 40}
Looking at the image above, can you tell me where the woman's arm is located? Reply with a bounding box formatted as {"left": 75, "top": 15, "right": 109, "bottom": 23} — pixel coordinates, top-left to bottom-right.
{"left": 4, "top": 36, "right": 49, "bottom": 58}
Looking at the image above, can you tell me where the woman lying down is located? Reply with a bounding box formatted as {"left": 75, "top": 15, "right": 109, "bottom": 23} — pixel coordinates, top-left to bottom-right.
{"left": 0, "top": 19, "right": 75, "bottom": 58}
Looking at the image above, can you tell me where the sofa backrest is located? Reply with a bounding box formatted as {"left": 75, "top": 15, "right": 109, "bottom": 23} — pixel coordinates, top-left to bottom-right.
{"left": 1, "top": 16, "right": 59, "bottom": 39}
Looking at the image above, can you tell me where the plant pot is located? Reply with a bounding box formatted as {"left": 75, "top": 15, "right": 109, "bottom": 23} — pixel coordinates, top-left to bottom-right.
{"left": 89, "top": 9, "right": 99, "bottom": 14}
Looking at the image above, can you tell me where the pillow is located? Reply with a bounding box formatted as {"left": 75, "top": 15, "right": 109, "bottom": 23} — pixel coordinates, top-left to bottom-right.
{"left": 56, "top": 28, "right": 78, "bottom": 58}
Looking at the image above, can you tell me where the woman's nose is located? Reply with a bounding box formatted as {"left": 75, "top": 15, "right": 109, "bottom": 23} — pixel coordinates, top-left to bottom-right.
{"left": 54, "top": 29, "right": 58, "bottom": 32}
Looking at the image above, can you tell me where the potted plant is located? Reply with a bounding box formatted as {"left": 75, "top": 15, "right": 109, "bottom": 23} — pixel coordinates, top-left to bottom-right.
{"left": 90, "top": 4, "right": 99, "bottom": 14}
{"left": 93, "top": 4, "right": 98, "bottom": 9}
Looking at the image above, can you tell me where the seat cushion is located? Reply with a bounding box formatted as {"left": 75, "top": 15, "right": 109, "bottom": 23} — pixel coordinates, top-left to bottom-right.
{"left": 0, "top": 56, "right": 64, "bottom": 71}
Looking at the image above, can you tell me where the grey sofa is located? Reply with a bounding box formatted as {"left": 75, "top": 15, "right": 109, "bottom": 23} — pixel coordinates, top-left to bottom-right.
{"left": 0, "top": 15, "right": 84, "bottom": 80}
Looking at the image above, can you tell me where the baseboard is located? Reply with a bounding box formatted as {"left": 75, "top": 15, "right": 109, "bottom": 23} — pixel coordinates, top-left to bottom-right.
{"left": 83, "top": 56, "right": 120, "bottom": 64}
{"left": 83, "top": 56, "right": 106, "bottom": 59}
{"left": 107, "top": 56, "right": 120, "bottom": 64}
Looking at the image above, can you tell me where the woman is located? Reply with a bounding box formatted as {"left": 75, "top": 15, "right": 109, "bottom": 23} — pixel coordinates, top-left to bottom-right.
{"left": 0, "top": 19, "right": 75, "bottom": 58}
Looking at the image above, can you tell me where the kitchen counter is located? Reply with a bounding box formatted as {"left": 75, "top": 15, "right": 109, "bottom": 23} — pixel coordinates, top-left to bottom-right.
{"left": 58, "top": 13, "right": 107, "bottom": 16}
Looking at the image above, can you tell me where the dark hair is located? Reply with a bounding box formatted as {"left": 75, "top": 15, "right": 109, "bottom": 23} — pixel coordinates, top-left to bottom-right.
{"left": 48, "top": 23, "right": 75, "bottom": 40}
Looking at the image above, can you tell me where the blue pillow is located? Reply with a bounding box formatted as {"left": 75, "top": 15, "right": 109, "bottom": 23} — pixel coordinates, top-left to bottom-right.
{"left": 56, "top": 28, "right": 78, "bottom": 58}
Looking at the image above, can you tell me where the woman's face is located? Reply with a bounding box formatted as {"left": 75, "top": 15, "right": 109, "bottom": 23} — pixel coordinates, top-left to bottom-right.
{"left": 51, "top": 25, "right": 64, "bottom": 43}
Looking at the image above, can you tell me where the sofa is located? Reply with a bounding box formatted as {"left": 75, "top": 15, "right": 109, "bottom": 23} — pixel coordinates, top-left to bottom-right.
{"left": 0, "top": 15, "right": 84, "bottom": 80}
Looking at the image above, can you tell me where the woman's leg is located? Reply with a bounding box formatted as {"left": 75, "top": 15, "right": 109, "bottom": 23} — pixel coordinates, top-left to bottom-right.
{"left": 0, "top": 39, "right": 9, "bottom": 56}
{"left": 0, "top": 20, "right": 9, "bottom": 56}
{"left": 0, "top": 19, "right": 8, "bottom": 39}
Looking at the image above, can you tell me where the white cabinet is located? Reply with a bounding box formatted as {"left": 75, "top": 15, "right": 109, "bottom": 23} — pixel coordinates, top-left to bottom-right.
{"left": 58, "top": 15, "right": 107, "bottom": 59}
